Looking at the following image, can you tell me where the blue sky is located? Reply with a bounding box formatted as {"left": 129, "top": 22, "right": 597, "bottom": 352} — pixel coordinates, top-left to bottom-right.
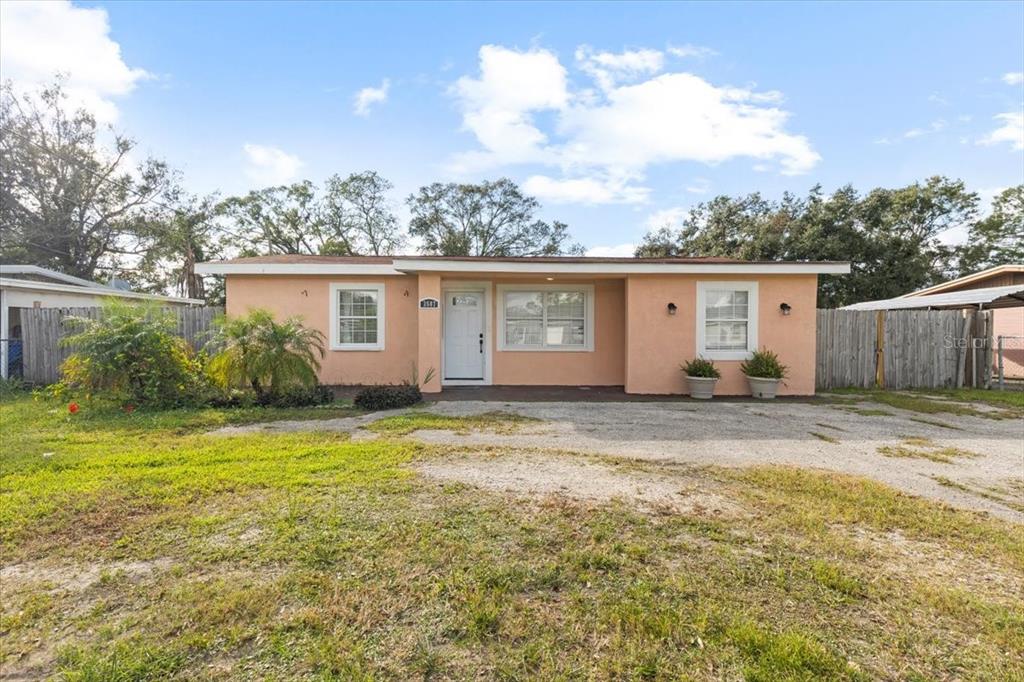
{"left": 2, "top": 1, "right": 1022, "bottom": 253}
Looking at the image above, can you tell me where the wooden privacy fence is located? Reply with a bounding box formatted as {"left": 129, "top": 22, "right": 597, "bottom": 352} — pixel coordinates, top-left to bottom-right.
{"left": 816, "top": 308, "right": 993, "bottom": 390}
{"left": 20, "top": 306, "right": 222, "bottom": 384}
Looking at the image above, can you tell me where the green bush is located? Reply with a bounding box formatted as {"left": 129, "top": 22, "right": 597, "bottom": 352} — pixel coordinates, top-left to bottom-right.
{"left": 254, "top": 384, "right": 334, "bottom": 408}
{"left": 741, "top": 348, "right": 788, "bottom": 379}
{"left": 207, "top": 309, "right": 325, "bottom": 398}
{"left": 680, "top": 357, "right": 721, "bottom": 378}
{"left": 54, "top": 300, "right": 205, "bottom": 407}
{"left": 353, "top": 384, "right": 422, "bottom": 410}
{"left": 0, "top": 377, "right": 28, "bottom": 399}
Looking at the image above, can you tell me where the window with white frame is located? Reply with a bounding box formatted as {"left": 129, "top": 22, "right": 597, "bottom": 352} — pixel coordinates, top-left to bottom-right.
{"left": 696, "top": 281, "right": 758, "bottom": 360}
{"left": 498, "top": 285, "right": 594, "bottom": 351}
{"left": 330, "top": 283, "right": 385, "bottom": 350}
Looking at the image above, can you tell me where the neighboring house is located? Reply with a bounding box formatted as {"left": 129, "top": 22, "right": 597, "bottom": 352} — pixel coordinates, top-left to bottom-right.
{"left": 0, "top": 264, "right": 204, "bottom": 379}
{"left": 195, "top": 255, "right": 850, "bottom": 395}
{"left": 843, "top": 264, "right": 1024, "bottom": 379}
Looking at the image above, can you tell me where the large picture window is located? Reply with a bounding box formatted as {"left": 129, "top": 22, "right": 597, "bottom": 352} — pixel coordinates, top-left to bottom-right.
{"left": 696, "top": 281, "right": 758, "bottom": 360}
{"left": 498, "top": 285, "right": 594, "bottom": 351}
{"left": 330, "top": 283, "right": 385, "bottom": 350}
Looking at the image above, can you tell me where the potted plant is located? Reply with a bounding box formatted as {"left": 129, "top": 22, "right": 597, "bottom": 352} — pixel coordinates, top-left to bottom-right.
{"left": 740, "top": 348, "right": 788, "bottom": 399}
{"left": 680, "top": 357, "right": 721, "bottom": 399}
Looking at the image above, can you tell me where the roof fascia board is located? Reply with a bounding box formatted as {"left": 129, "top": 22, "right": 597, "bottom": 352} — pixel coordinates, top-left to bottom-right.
{"left": 195, "top": 263, "right": 404, "bottom": 276}
{"left": 0, "top": 277, "right": 204, "bottom": 304}
{"left": 0, "top": 264, "right": 111, "bottom": 289}
{"left": 391, "top": 259, "right": 851, "bottom": 275}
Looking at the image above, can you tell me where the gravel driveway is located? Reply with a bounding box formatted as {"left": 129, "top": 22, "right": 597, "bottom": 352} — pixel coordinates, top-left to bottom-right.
{"left": 216, "top": 398, "right": 1024, "bottom": 521}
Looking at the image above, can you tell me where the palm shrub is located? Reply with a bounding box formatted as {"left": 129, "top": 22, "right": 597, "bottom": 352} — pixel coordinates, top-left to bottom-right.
{"left": 55, "top": 299, "right": 204, "bottom": 407}
{"left": 740, "top": 348, "right": 788, "bottom": 379}
{"left": 680, "top": 357, "right": 721, "bottom": 378}
{"left": 207, "top": 309, "right": 325, "bottom": 398}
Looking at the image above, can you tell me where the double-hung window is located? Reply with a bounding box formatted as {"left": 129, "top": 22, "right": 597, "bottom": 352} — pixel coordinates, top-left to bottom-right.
{"left": 696, "top": 281, "right": 758, "bottom": 360}
{"left": 330, "top": 283, "right": 385, "bottom": 350}
{"left": 498, "top": 284, "right": 594, "bottom": 351}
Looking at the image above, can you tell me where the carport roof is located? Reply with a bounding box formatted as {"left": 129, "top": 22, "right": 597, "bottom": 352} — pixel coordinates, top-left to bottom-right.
{"left": 842, "top": 284, "right": 1024, "bottom": 311}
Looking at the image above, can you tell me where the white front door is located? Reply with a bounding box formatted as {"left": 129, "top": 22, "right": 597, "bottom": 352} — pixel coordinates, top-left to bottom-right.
{"left": 443, "top": 291, "right": 485, "bottom": 380}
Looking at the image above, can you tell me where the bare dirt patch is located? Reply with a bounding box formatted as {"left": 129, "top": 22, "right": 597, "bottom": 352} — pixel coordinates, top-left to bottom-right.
{"left": 415, "top": 452, "right": 743, "bottom": 517}
{"left": 0, "top": 558, "right": 173, "bottom": 594}
{"left": 846, "top": 527, "right": 1024, "bottom": 607}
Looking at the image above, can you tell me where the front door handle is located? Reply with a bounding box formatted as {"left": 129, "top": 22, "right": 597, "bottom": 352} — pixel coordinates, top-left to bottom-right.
{"left": 479, "top": 333, "right": 484, "bottom": 353}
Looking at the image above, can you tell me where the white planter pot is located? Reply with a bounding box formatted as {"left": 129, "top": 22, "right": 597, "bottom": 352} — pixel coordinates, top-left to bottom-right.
{"left": 746, "top": 375, "right": 782, "bottom": 399}
{"left": 686, "top": 375, "right": 719, "bottom": 399}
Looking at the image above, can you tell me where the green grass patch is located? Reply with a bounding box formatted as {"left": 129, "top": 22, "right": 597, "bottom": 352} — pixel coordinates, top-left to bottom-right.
{"left": 810, "top": 431, "right": 840, "bottom": 444}
{"left": 3, "top": 394, "right": 1022, "bottom": 679}
{"left": 826, "top": 388, "right": 1021, "bottom": 419}
{"left": 364, "top": 410, "right": 538, "bottom": 436}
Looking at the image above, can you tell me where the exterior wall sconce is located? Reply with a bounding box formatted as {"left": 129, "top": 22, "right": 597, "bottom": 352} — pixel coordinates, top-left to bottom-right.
{"left": 780, "top": 302, "right": 792, "bottom": 316}
{"left": 667, "top": 302, "right": 678, "bottom": 315}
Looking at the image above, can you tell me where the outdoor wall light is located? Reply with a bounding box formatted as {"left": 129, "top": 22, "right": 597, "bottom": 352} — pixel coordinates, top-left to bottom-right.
{"left": 667, "top": 302, "right": 678, "bottom": 315}
{"left": 780, "top": 302, "right": 792, "bottom": 316}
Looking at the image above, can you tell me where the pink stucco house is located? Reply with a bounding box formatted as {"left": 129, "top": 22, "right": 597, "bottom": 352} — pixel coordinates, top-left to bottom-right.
{"left": 195, "top": 255, "right": 849, "bottom": 395}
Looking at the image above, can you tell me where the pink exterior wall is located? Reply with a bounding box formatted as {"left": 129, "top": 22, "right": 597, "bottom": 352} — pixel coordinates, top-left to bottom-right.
{"left": 624, "top": 274, "right": 819, "bottom": 395}
{"left": 225, "top": 274, "right": 419, "bottom": 385}
{"left": 417, "top": 274, "right": 442, "bottom": 393}
{"left": 225, "top": 271, "right": 820, "bottom": 394}
{"left": 993, "top": 307, "right": 1024, "bottom": 379}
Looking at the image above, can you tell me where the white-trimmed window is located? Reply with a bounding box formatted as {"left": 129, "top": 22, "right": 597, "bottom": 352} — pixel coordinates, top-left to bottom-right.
{"left": 330, "top": 282, "right": 385, "bottom": 350}
{"left": 696, "top": 281, "right": 758, "bottom": 360}
{"left": 497, "top": 284, "right": 594, "bottom": 351}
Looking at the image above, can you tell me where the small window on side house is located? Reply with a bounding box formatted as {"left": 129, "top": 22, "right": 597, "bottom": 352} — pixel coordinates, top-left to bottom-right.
{"left": 696, "top": 282, "right": 758, "bottom": 360}
{"left": 330, "top": 283, "right": 385, "bottom": 350}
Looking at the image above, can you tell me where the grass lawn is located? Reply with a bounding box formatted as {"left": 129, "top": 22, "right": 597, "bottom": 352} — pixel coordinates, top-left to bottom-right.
{"left": 1, "top": 393, "right": 1022, "bottom": 680}
{"left": 825, "top": 387, "right": 1024, "bottom": 419}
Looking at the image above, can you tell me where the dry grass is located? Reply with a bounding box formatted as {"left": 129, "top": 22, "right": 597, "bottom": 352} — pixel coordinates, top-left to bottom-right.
{"left": 878, "top": 438, "right": 981, "bottom": 464}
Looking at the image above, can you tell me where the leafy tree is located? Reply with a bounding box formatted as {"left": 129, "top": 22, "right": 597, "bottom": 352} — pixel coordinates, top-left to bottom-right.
{"left": 207, "top": 309, "right": 325, "bottom": 398}
{"left": 407, "top": 178, "right": 583, "bottom": 256}
{"left": 636, "top": 177, "right": 980, "bottom": 307}
{"left": 55, "top": 299, "right": 203, "bottom": 407}
{"left": 218, "top": 181, "right": 326, "bottom": 255}
{"left": 957, "top": 185, "right": 1024, "bottom": 274}
{"left": 0, "top": 79, "right": 174, "bottom": 281}
{"left": 135, "top": 194, "right": 224, "bottom": 302}
{"left": 322, "top": 171, "right": 404, "bottom": 255}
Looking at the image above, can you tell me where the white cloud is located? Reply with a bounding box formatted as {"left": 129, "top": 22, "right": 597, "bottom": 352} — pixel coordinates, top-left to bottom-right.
{"left": 979, "top": 112, "right": 1024, "bottom": 151}
{"left": 450, "top": 45, "right": 568, "bottom": 171}
{"left": 585, "top": 243, "right": 636, "bottom": 257}
{"left": 242, "top": 143, "right": 304, "bottom": 186}
{"left": 667, "top": 44, "right": 717, "bottom": 60}
{"left": 353, "top": 79, "right": 390, "bottom": 116}
{"left": 575, "top": 46, "right": 664, "bottom": 91}
{"left": 449, "top": 44, "right": 820, "bottom": 203}
{"left": 558, "top": 73, "right": 820, "bottom": 175}
{"left": 645, "top": 206, "right": 690, "bottom": 230}
{"left": 1002, "top": 72, "right": 1024, "bottom": 86}
{"left": 0, "top": 0, "right": 150, "bottom": 122}
{"left": 686, "top": 178, "right": 711, "bottom": 194}
{"left": 903, "top": 119, "right": 947, "bottom": 138}
{"left": 523, "top": 174, "right": 649, "bottom": 204}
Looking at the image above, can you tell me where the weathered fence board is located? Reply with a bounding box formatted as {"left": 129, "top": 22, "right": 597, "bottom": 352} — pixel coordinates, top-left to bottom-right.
{"left": 20, "top": 306, "right": 221, "bottom": 384}
{"left": 816, "top": 308, "right": 992, "bottom": 390}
